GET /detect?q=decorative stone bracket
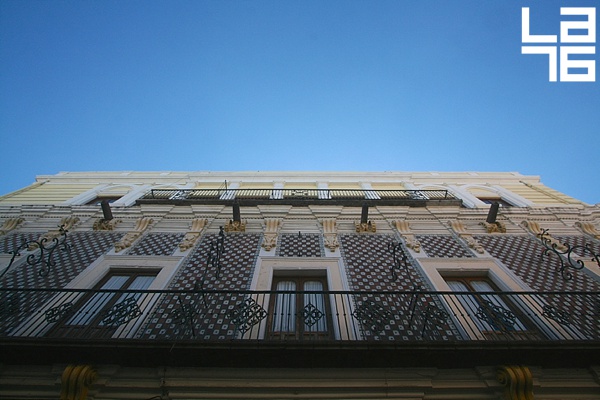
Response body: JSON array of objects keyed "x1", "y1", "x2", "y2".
[
  {"x1": 114, "y1": 217, "x2": 153, "y2": 252},
  {"x1": 261, "y1": 218, "x2": 281, "y2": 251},
  {"x1": 30, "y1": 217, "x2": 80, "y2": 250},
  {"x1": 93, "y1": 218, "x2": 121, "y2": 231},
  {"x1": 450, "y1": 221, "x2": 484, "y2": 254},
  {"x1": 575, "y1": 222, "x2": 600, "y2": 240},
  {"x1": 178, "y1": 218, "x2": 208, "y2": 251},
  {"x1": 355, "y1": 221, "x2": 376, "y2": 233},
  {"x1": 496, "y1": 365, "x2": 534, "y2": 400},
  {"x1": 224, "y1": 220, "x2": 246, "y2": 232},
  {"x1": 481, "y1": 220, "x2": 507, "y2": 234},
  {"x1": 322, "y1": 219, "x2": 339, "y2": 251},
  {"x1": 521, "y1": 220, "x2": 567, "y2": 252},
  {"x1": 60, "y1": 364, "x2": 97, "y2": 400},
  {"x1": 0, "y1": 217, "x2": 24, "y2": 236},
  {"x1": 393, "y1": 220, "x2": 421, "y2": 253}
]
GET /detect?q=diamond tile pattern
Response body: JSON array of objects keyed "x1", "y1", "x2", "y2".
[
  {"x1": 416, "y1": 235, "x2": 474, "y2": 258},
  {"x1": 476, "y1": 235, "x2": 600, "y2": 339},
  {"x1": 340, "y1": 234, "x2": 461, "y2": 341},
  {"x1": 0, "y1": 231, "x2": 123, "y2": 334},
  {"x1": 0, "y1": 232, "x2": 44, "y2": 254},
  {"x1": 140, "y1": 233, "x2": 261, "y2": 340},
  {"x1": 277, "y1": 233, "x2": 323, "y2": 257},
  {"x1": 129, "y1": 233, "x2": 185, "y2": 256}
]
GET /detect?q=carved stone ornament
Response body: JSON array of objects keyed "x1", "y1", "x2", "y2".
[
  {"x1": 496, "y1": 365, "x2": 534, "y2": 400},
  {"x1": 224, "y1": 219, "x2": 246, "y2": 232},
  {"x1": 450, "y1": 221, "x2": 484, "y2": 254},
  {"x1": 521, "y1": 220, "x2": 567, "y2": 251},
  {"x1": 322, "y1": 218, "x2": 339, "y2": 251},
  {"x1": 0, "y1": 217, "x2": 24, "y2": 236},
  {"x1": 114, "y1": 217, "x2": 153, "y2": 252},
  {"x1": 575, "y1": 222, "x2": 600, "y2": 240},
  {"x1": 261, "y1": 218, "x2": 281, "y2": 251},
  {"x1": 393, "y1": 220, "x2": 421, "y2": 253},
  {"x1": 60, "y1": 364, "x2": 97, "y2": 400},
  {"x1": 30, "y1": 217, "x2": 80, "y2": 250},
  {"x1": 481, "y1": 220, "x2": 507, "y2": 234},
  {"x1": 355, "y1": 221, "x2": 376, "y2": 233},
  {"x1": 92, "y1": 218, "x2": 121, "y2": 231},
  {"x1": 178, "y1": 218, "x2": 208, "y2": 251}
]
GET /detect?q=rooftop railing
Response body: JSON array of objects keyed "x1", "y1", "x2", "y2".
[
  {"x1": 136, "y1": 188, "x2": 461, "y2": 206},
  {"x1": 1, "y1": 288, "x2": 597, "y2": 343}
]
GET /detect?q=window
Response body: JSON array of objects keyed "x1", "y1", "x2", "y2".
[
  {"x1": 446, "y1": 277, "x2": 542, "y2": 340},
  {"x1": 48, "y1": 270, "x2": 157, "y2": 339},
  {"x1": 268, "y1": 276, "x2": 332, "y2": 340}
]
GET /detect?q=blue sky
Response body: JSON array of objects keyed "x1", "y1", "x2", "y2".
[{"x1": 1, "y1": 0, "x2": 598, "y2": 204}]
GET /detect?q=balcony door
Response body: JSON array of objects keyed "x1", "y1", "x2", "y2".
[
  {"x1": 446, "y1": 277, "x2": 542, "y2": 340},
  {"x1": 49, "y1": 270, "x2": 157, "y2": 339},
  {"x1": 268, "y1": 276, "x2": 332, "y2": 340}
]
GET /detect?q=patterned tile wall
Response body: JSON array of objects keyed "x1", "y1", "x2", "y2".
[
  {"x1": 0, "y1": 231, "x2": 123, "y2": 334},
  {"x1": 140, "y1": 233, "x2": 261, "y2": 340},
  {"x1": 276, "y1": 233, "x2": 323, "y2": 257},
  {"x1": 477, "y1": 235, "x2": 600, "y2": 339},
  {"x1": 0, "y1": 232, "x2": 44, "y2": 254},
  {"x1": 416, "y1": 235, "x2": 474, "y2": 258},
  {"x1": 340, "y1": 234, "x2": 461, "y2": 341},
  {"x1": 128, "y1": 233, "x2": 185, "y2": 256}
]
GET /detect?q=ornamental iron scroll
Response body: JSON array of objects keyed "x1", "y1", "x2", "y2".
[
  {"x1": 227, "y1": 297, "x2": 267, "y2": 334},
  {"x1": 207, "y1": 227, "x2": 226, "y2": 279},
  {"x1": 100, "y1": 297, "x2": 142, "y2": 326},
  {"x1": 0, "y1": 225, "x2": 70, "y2": 281},
  {"x1": 388, "y1": 241, "x2": 410, "y2": 282},
  {"x1": 538, "y1": 229, "x2": 600, "y2": 281}
]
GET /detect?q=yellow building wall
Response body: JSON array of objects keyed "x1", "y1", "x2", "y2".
[
  {"x1": 0, "y1": 183, "x2": 98, "y2": 205},
  {"x1": 503, "y1": 183, "x2": 583, "y2": 205}
]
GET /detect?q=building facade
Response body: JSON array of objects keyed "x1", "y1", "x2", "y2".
[{"x1": 0, "y1": 171, "x2": 599, "y2": 399}]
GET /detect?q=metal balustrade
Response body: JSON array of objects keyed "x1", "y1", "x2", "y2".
[
  {"x1": 136, "y1": 189, "x2": 461, "y2": 206},
  {"x1": 1, "y1": 288, "x2": 597, "y2": 342}
]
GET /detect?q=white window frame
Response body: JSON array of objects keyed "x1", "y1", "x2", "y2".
[
  {"x1": 10, "y1": 254, "x2": 184, "y2": 338},
  {"x1": 415, "y1": 258, "x2": 573, "y2": 340}
]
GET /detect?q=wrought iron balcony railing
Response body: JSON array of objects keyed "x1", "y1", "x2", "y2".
[
  {"x1": 1, "y1": 288, "x2": 597, "y2": 343},
  {"x1": 136, "y1": 188, "x2": 462, "y2": 206}
]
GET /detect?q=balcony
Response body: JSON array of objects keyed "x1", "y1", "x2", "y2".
[
  {"x1": 136, "y1": 188, "x2": 462, "y2": 207},
  {"x1": 1, "y1": 288, "x2": 598, "y2": 367}
]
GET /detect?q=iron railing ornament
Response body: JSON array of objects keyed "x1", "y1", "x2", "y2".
[
  {"x1": 301, "y1": 303, "x2": 325, "y2": 327},
  {"x1": 420, "y1": 304, "x2": 450, "y2": 339},
  {"x1": 542, "y1": 304, "x2": 571, "y2": 326},
  {"x1": 227, "y1": 297, "x2": 267, "y2": 335},
  {"x1": 0, "y1": 225, "x2": 70, "y2": 281},
  {"x1": 475, "y1": 299, "x2": 517, "y2": 332},
  {"x1": 538, "y1": 229, "x2": 600, "y2": 281},
  {"x1": 172, "y1": 296, "x2": 198, "y2": 337},
  {"x1": 100, "y1": 296, "x2": 143, "y2": 326},
  {"x1": 44, "y1": 302, "x2": 74, "y2": 323},
  {"x1": 351, "y1": 299, "x2": 392, "y2": 334}
]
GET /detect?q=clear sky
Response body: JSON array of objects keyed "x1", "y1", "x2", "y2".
[{"x1": 1, "y1": 0, "x2": 598, "y2": 204}]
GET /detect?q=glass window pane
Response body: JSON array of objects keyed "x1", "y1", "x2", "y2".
[
  {"x1": 273, "y1": 281, "x2": 296, "y2": 332},
  {"x1": 67, "y1": 276, "x2": 128, "y2": 325},
  {"x1": 304, "y1": 281, "x2": 326, "y2": 332}
]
